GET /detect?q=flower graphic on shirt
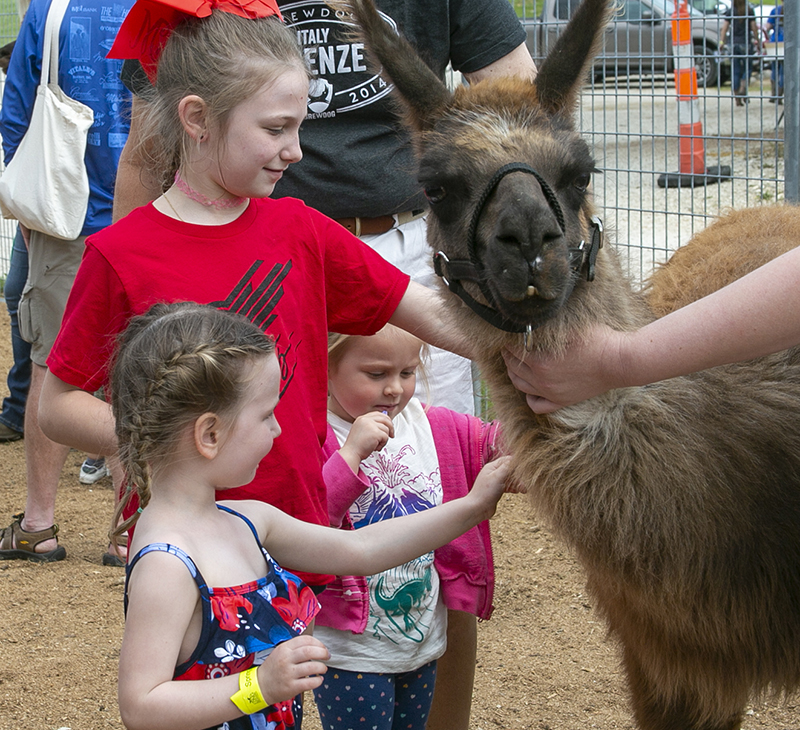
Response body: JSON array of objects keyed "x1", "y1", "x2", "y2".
[
  {"x1": 272, "y1": 581, "x2": 319, "y2": 633},
  {"x1": 353, "y1": 445, "x2": 438, "y2": 526},
  {"x1": 265, "y1": 697, "x2": 297, "y2": 728},
  {"x1": 256, "y1": 580, "x2": 278, "y2": 605},
  {"x1": 211, "y1": 591, "x2": 254, "y2": 632},
  {"x1": 175, "y1": 655, "x2": 250, "y2": 682},
  {"x1": 214, "y1": 639, "x2": 246, "y2": 663}
]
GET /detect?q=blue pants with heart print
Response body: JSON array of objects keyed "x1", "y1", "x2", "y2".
[{"x1": 313, "y1": 660, "x2": 437, "y2": 730}]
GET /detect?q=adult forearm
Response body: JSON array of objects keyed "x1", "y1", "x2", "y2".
[
  {"x1": 113, "y1": 157, "x2": 161, "y2": 222},
  {"x1": 621, "y1": 245, "x2": 800, "y2": 385},
  {"x1": 506, "y1": 245, "x2": 800, "y2": 413}
]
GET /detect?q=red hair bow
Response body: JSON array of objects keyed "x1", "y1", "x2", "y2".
[{"x1": 108, "y1": 0, "x2": 282, "y2": 83}]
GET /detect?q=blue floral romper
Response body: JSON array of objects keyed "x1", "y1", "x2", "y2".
[{"x1": 124, "y1": 505, "x2": 321, "y2": 730}]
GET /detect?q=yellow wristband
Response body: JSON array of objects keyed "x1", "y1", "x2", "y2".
[{"x1": 230, "y1": 667, "x2": 268, "y2": 715}]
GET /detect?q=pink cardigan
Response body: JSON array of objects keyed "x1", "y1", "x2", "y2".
[{"x1": 317, "y1": 405, "x2": 500, "y2": 633}]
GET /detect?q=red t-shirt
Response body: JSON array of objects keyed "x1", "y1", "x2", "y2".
[{"x1": 48, "y1": 197, "x2": 409, "y2": 583}]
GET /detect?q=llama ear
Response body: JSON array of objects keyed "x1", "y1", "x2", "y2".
[
  {"x1": 332, "y1": 0, "x2": 453, "y2": 131},
  {"x1": 534, "y1": 0, "x2": 611, "y2": 115}
]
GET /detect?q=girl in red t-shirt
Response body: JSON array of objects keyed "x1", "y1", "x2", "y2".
[{"x1": 33, "y1": 4, "x2": 468, "y2": 573}]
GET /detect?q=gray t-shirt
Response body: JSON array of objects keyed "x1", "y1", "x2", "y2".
[{"x1": 122, "y1": 0, "x2": 526, "y2": 218}]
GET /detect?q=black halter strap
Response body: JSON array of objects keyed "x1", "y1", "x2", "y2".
[{"x1": 433, "y1": 162, "x2": 602, "y2": 337}]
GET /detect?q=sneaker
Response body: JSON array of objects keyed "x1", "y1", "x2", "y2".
[
  {"x1": 0, "y1": 422, "x2": 23, "y2": 442},
  {"x1": 79, "y1": 457, "x2": 110, "y2": 485}
]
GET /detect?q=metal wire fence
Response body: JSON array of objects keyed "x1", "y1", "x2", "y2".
[
  {"x1": 517, "y1": 0, "x2": 791, "y2": 282},
  {"x1": 0, "y1": 0, "x2": 794, "y2": 285}
]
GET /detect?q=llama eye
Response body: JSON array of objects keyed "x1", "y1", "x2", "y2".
[
  {"x1": 424, "y1": 185, "x2": 447, "y2": 204},
  {"x1": 573, "y1": 173, "x2": 591, "y2": 192}
]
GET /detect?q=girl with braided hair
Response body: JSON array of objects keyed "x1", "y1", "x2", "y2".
[
  {"x1": 36, "y1": 3, "x2": 468, "y2": 575},
  {"x1": 110, "y1": 302, "x2": 509, "y2": 730}
]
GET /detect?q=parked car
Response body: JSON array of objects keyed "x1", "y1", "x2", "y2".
[
  {"x1": 524, "y1": 0, "x2": 728, "y2": 86},
  {"x1": 690, "y1": 0, "x2": 729, "y2": 14}
]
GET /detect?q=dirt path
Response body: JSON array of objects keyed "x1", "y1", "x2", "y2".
[{"x1": 0, "y1": 313, "x2": 798, "y2": 729}]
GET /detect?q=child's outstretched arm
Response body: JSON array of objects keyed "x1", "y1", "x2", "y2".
[
  {"x1": 242, "y1": 456, "x2": 511, "y2": 578},
  {"x1": 119, "y1": 550, "x2": 329, "y2": 730}
]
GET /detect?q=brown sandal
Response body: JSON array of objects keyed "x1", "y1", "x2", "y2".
[
  {"x1": 0, "y1": 512, "x2": 66, "y2": 563},
  {"x1": 102, "y1": 533, "x2": 128, "y2": 567}
]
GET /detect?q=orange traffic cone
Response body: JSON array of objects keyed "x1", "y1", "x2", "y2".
[{"x1": 658, "y1": 0, "x2": 731, "y2": 187}]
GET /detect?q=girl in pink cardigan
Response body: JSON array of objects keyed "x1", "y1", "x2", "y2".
[{"x1": 313, "y1": 324, "x2": 503, "y2": 730}]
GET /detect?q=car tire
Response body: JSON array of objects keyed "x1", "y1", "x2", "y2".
[{"x1": 694, "y1": 42, "x2": 719, "y2": 87}]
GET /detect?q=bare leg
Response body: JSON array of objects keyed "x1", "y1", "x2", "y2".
[
  {"x1": 21, "y1": 363, "x2": 71, "y2": 553},
  {"x1": 426, "y1": 610, "x2": 477, "y2": 730}
]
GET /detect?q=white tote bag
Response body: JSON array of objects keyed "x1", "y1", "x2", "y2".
[{"x1": 0, "y1": 0, "x2": 94, "y2": 240}]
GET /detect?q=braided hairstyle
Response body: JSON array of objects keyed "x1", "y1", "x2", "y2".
[{"x1": 109, "y1": 302, "x2": 275, "y2": 546}]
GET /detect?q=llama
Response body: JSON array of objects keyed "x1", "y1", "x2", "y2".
[{"x1": 336, "y1": 1, "x2": 800, "y2": 728}]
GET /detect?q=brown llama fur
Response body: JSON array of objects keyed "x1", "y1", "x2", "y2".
[
  {"x1": 338, "y1": 1, "x2": 800, "y2": 728},
  {"x1": 646, "y1": 205, "x2": 800, "y2": 315}
]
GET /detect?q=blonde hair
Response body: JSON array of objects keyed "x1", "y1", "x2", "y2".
[
  {"x1": 328, "y1": 325, "x2": 431, "y2": 404},
  {"x1": 134, "y1": 11, "x2": 311, "y2": 192},
  {"x1": 109, "y1": 302, "x2": 275, "y2": 546}
]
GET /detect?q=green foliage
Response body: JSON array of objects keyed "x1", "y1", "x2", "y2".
[
  {"x1": 0, "y1": 0, "x2": 20, "y2": 45},
  {"x1": 511, "y1": 0, "x2": 544, "y2": 19}
]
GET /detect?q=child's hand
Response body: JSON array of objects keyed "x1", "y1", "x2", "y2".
[
  {"x1": 468, "y1": 455, "x2": 512, "y2": 520},
  {"x1": 255, "y1": 635, "x2": 330, "y2": 706},
  {"x1": 340, "y1": 411, "x2": 394, "y2": 465}
]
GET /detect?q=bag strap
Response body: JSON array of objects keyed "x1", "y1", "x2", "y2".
[{"x1": 41, "y1": 0, "x2": 71, "y2": 87}]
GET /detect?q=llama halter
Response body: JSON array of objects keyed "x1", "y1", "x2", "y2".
[{"x1": 433, "y1": 162, "x2": 603, "y2": 346}]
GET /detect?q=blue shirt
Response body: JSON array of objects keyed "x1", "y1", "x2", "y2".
[
  {"x1": 0, "y1": 0, "x2": 133, "y2": 235},
  {"x1": 768, "y1": 5, "x2": 784, "y2": 42}
]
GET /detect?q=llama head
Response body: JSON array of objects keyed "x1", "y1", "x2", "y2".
[{"x1": 339, "y1": 0, "x2": 612, "y2": 333}]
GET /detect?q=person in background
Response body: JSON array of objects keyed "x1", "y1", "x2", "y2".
[
  {"x1": 0, "y1": 33, "x2": 27, "y2": 444},
  {"x1": 0, "y1": 0, "x2": 132, "y2": 562},
  {"x1": 721, "y1": 0, "x2": 761, "y2": 106},
  {"x1": 766, "y1": 1, "x2": 784, "y2": 102},
  {"x1": 0, "y1": 226, "x2": 30, "y2": 443},
  {"x1": 110, "y1": 5, "x2": 536, "y2": 725},
  {"x1": 79, "y1": 454, "x2": 110, "y2": 484}
]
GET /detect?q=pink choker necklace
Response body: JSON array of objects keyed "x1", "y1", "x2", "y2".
[{"x1": 173, "y1": 171, "x2": 248, "y2": 209}]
